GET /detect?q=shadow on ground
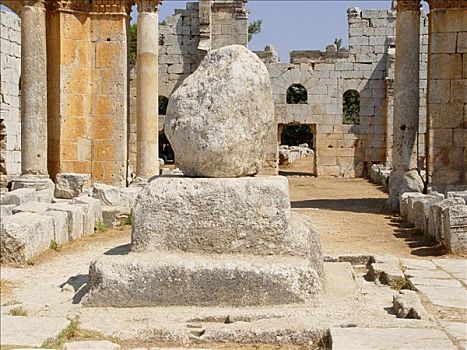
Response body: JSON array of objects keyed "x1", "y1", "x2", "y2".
[
  {"x1": 60, "y1": 274, "x2": 89, "y2": 304},
  {"x1": 105, "y1": 243, "x2": 131, "y2": 255},
  {"x1": 389, "y1": 217, "x2": 445, "y2": 257},
  {"x1": 279, "y1": 170, "x2": 315, "y2": 177},
  {"x1": 291, "y1": 198, "x2": 388, "y2": 214}
]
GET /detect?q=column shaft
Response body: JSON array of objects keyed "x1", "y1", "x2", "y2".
[
  {"x1": 392, "y1": 5, "x2": 420, "y2": 171},
  {"x1": 136, "y1": 11, "x2": 159, "y2": 178},
  {"x1": 21, "y1": 2, "x2": 48, "y2": 175}
]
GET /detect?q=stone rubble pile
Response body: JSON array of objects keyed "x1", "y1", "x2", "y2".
[
  {"x1": 400, "y1": 191, "x2": 467, "y2": 254},
  {"x1": 84, "y1": 45, "x2": 324, "y2": 307},
  {"x1": 279, "y1": 144, "x2": 314, "y2": 166},
  {"x1": 0, "y1": 173, "x2": 141, "y2": 265}
]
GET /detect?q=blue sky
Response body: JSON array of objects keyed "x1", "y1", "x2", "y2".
[{"x1": 148, "y1": 0, "x2": 395, "y2": 62}]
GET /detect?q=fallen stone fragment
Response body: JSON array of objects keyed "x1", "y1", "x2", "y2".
[
  {"x1": 0, "y1": 204, "x2": 15, "y2": 217},
  {"x1": 47, "y1": 203, "x2": 84, "y2": 241},
  {"x1": 74, "y1": 196, "x2": 103, "y2": 225},
  {"x1": 443, "y1": 204, "x2": 467, "y2": 254},
  {"x1": 92, "y1": 183, "x2": 121, "y2": 206},
  {"x1": 428, "y1": 198, "x2": 465, "y2": 242},
  {"x1": 392, "y1": 290, "x2": 428, "y2": 319},
  {"x1": 55, "y1": 173, "x2": 91, "y2": 199},
  {"x1": 0, "y1": 188, "x2": 37, "y2": 206},
  {"x1": 165, "y1": 45, "x2": 274, "y2": 177},
  {"x1": 37, "y1": 188, "x2": 54, "y2": 203},
  {"x1": 12, "y1": 200, "x2": 50, "y2": 214},
  {"x1": 399, "y1": 192, "x2": 425, "y2": 220},
  {"x1": 0, "y1": 212, "x2": 55, "y2": 265}
]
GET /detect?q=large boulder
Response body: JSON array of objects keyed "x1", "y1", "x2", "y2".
[{"x1": 164, "y1": 45, "x2": 275, "y2": 178}]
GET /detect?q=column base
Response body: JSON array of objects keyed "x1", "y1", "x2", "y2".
[
  {"x1": 387, "y1": 170, "x2": 424, "y2": 212},
  {"x1": 11, "y1": 174, "x2": 54, "y2": 191}
]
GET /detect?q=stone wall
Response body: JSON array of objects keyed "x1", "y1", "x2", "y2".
[
  {"x1": 261, "y1": 8, "x2": 429, "y2": 177},
  {"x1": 0, "y1": 9, "x2": 21, "y2": 182},
  {"x1": 427, "y1": 7, "x2": 466, "y2": 188},
  {"x1": 47, "y1": 9, "x2": 129, "y2": 187}
]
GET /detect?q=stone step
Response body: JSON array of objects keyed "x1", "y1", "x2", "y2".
[{"x1": 84, "y1": 252, "x2": 322, "y2": 307}]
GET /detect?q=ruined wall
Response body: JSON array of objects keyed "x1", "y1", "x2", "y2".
[
  {"x1": 263, "y1": 8, "x2": 428, "y2": 177},
  {"x1": 427, "y1": 7, "x2": 466, "y2": 187},
  {"x1": 47, "y1": 9, "x2": 128, "y2": 186},
  {"x1": 0, "y1": 9, "x2": 21, "y2": 181}
]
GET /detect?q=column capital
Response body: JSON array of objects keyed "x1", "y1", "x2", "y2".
[
  {"x1": 396, "y1": 0, "x2": 421, "y2": 11},
  {"x1": 136, "y1": 0, "x2": 162, "y2": 13},
  {"x1": 46, "y1": 0, "x2": 133, "y2": 14}
]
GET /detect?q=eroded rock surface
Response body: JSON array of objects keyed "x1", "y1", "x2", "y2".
[{"x1": 164, "y1": 45, "x2": 274, "y2": 177}]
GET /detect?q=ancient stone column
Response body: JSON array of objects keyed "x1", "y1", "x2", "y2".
[
  {"x1": 135, "y1": 0, "x2": 160, "y2": 180},
  {"x1": 387, "y1": 0, "x2": 424, "y2": 211},
  {"x1": 13, "y1": 0, "x2": 53, "y2": 190}
]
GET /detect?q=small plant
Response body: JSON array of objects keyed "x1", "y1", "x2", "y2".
[
  {"x1": 50, "y1": 239, "x2": 59, "y2": 251},
  {"x1": 120, "y1": 213, "x2": 133, "y2": 226},
  {"x1": 95, "y1": 221, "x2": 108, "y2": 233},
  {"x1": 9, "y1": 306, "x2": 27, "y2": 316},
  {"x1": 41, "y1": 319, "x2": 109, "y2": 348},
  {"x1": 391, "y1": 276, "x2": 409, "y2": 291}
]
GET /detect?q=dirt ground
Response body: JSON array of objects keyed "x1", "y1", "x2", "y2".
[{"x1": 288, "y1": 175, "x2": 447, "y2": 258}]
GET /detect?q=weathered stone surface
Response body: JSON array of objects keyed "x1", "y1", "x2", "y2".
[
  {"x1": 12, "y1": 201, "x2": 50, "y2": 214},
  {"x1": 84, "y1": 252, "x2": 321, "y2": 307},
  {"x1": 0, "y1": 212, "x2": 54, "y2": 265},
  {"x1": 0, "y1": 204, "x2": 15, "y2": 217},
  {"x1": 0, "y1": 188, "x2": 37, "y2": 206},
  {"x1": 447, "y1": 191, "x2": 467, "y2": 203},
  {"x1": 92, "y1": 183, "x2": 121, "y2": 206},
  {"x1": 37, "y1": 188, "x2": 54, "y2": 203},
  {"x1": 11, "y1": 175, "x2": 54, "y2": 191},
  {"x1": 0, "y1": 316, "x2": 69, "y2": 347},
  {"x1": 412, "y1": 194, "x2": 444, "y2": 234},
  {"x1": 443, "y1": 204, "x2": 467, "y2": 254},
  {"x1": 54, "y1": 173, "x2": 91, "y2": 199},
  {"x1": 47, "y1": 203, "x2": 84, "y2": 241},
  {"x1": 63, "y1": 340, "x2": 120, "y2": 350},
  {"x1": 78, "y1": 203, "x2": 95, "y2": 236},
  {"x1": 392, "y1": 290, "x2": 428, "y2": 319},
  {"x1": 399, "y1": 192, "x2": 425, "y2": 220},
  {"x1": 164, "y1": 45, "x2": 274, "y2": 177},
  {"x1": 428, "y1": 198, "x2": 465, "y2": 242},
  {"x1": 330, "y1": 328, "x2": 456, "y2": 350},
  {"x1": 119, "y1": 187, "x2": 142, "y2": 208},
  {"x1": 388, "y1": 170, "x2": 424, "y2": 212},
  {"x1": 132, "y1": 176, "x2": 293, "y2": 255},
  {"x1": 42, "y1": 210, "x2": 69, "y2": 245},
  {"x1": 73, "y1": 196, "x2": 103, "y2": 225}
]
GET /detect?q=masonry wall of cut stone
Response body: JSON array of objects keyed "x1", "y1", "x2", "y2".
[
  {"x1": 427, "y1": 8, "x2": 466, "y2": 188},
  {"x1": 47, "y1": 9, "x2": 129, "y2": 186},
  {"x1": 0, "y1": 10, "x2": 21, "y2": 181},
  {"x1": 264, "y1": 8, "x2": 428, "y2": 177}
]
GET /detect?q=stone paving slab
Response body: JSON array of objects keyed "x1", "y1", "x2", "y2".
[
  {"x1": 415, "y1": 285, "x2": 467, "y2": 309},
  {"x1": 433, "y1": 259, "x2": 467, "y2": 281},
  {"x1": 0, "y1": 315, "x2": 69, "y2": 347},
  {"x1": 442, "y1": 321, "x2": 467, "y2": 350},
  {"x1": 330, "y1": 327, "x2": 457, "y2": 349}
]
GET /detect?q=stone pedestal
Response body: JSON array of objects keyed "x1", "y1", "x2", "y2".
[
  {"x1": 84, "y1": 176, "x2": 323, "y2": 307},
  {"x1": 11, "y1": 174, "x2": 54, "y2": 191},
  {"x1": 387, "y1": 0, "x2": 424, "y2": 211}
]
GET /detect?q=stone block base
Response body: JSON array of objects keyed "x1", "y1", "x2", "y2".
[
  {"x1": 11, "y1": 174, "x2": 54, "y2": 191},
  {"x1": 0, "y1": 212, "x2": 54, "y2": 265},
  {"x1": 132, "y1": 176, "x2": 294, "y2": 255},
  {"x1": 84, "y1": 252, "x2": 322, "y2": 307}
]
